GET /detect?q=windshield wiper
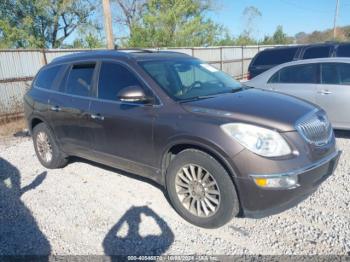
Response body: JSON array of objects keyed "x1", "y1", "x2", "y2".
[{"x1": 179, "y1": 95, "x2": 216, "y2": 103}]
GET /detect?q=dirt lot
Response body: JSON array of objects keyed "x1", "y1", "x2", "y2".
[{"x1": 0, "y1": 132, "x2": 349, "y2": 256}]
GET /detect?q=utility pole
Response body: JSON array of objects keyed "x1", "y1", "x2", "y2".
[
  {"x1": 102, "y1": 0, "x2": 114, "y2": 49},
  {"x1": 333, "y1": 0, "x2": 339, "y2": 40}
]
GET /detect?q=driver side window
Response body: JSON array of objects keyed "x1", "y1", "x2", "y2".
[{"x1": 98, "y1": 62, "x2": 144, "y2": 101}]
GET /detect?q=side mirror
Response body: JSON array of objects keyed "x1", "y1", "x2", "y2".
[{"x1": 117, "y1": 85, "x2": 153, "y2": 104}]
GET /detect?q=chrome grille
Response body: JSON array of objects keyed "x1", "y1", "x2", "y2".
[{"x1": 296, "y1": 110, "x2": 333, "y2": 146}]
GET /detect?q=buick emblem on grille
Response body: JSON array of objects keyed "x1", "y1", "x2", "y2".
[
  {"x1": 296, "y1": 110, "x2": 332, "y2": 147},
  {"x1": 317, "y1": 115, "x2": 328, "y2": 132}
]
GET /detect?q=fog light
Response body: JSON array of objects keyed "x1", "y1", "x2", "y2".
[{"x1": 252, "y1": 174, "x2": 299, "y2": 189}]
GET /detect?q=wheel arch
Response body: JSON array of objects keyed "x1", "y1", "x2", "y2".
[
  {"x1": 161, "y1": 138, "x2": 240, "y2": 183},
  {"x1": 30, "y1": 117, "x2": 44, "y2": 132}
]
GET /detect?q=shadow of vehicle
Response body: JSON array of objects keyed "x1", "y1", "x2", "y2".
[
  {"x1": 103, "y1": 206, "x2": 174, "y2": 258},
  {"x1": 0, "y1": 158, "x2": 51, "y2": 256},
  {"x1": 334, "y1": 130, "x2": 350, "y2": 139}
]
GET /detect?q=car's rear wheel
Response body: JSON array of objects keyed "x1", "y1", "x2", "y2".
[
  {"x1": 32, "y1": 122, "x2": 68, "y2": 169},
  {"x1": 165, "y1": 149, "x2": 240, "y2": 228}
]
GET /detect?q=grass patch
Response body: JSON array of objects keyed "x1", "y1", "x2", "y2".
[{"x1": 0, "y1": 118, "x2": 27, "y2": 137}]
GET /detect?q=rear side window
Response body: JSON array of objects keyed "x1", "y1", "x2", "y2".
[
  {"x1": 269, "y1": 64, "x2": 318, "y2": 84},
  {"x1": 252, "y1": 48, "x2": 298, "y2": 66},
  {"x1": 321, "y1": 63, "x2": 350, "y2": 85},
  {"x1": 35, "y1": 65, "x2": 63, "y2": 89},
  {"x1": 98, "y1": 62, "x2": 143, "y2": 101},
  {"x1": 337, "y1": 44, "x2": 350, "y2": 57},
  {"x1": 302, "y1": 46, "x2": 331, "y2": 59},
  {"x1": 66, "y1": 63, "x2": 95, "y2": 97}
]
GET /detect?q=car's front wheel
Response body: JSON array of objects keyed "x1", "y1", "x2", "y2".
[
  {"x1": 166, "y1": 149, "x2": 240, "y2": 228},
  {"x1": 32, "y1": 122, "x2": 68, "y2": 169}
]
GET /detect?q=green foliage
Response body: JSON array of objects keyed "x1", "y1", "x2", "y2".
[
  {"x1": 262, "y1": 25, "x2": 293, "y2": 45},
  {"x1": 72, "y1": 33, "x2": 104, "y2": 49},
  {"x1": 0, "y1": 0, "x2": 96, "y2": 48},
  {"x1": 127, "y1": 0, "x2": 223, "y2": 47}
]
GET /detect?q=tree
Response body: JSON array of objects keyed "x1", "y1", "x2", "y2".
[
  {"x1": 113, "y1": 0, "x2": 147, "y2": 33},
  {"x1": 241, "y1": 6, "x2": 261, "y2": 40},
  {"x1": 262, "y1": 25, "x2": 293, "y2": 45},
  {"x1": 272, "y1": 25, "x2": 291, "y2": 44},
  {"x1": 125, "y1": 0, "x2": 223, "y2": 47},
  {"x1": 0, "y1": 0, "x2": 96, "y2": 48}
]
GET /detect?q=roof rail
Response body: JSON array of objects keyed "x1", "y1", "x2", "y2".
[{"x1": 115, "y1": 48, "x2": 155, "y2": 53}]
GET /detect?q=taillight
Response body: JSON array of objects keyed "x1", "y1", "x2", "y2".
[{"x1": 247, "y1": 72, "x2": 251, "y2": 80}]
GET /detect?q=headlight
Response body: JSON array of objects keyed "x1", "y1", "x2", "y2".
[{"x1": 221, "y1": 123, "x2": 291, "y2": 157}]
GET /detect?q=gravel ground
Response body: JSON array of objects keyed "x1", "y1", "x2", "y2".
[{"x1": 0, "y1": 134, "x2": 349, "y2": 256}]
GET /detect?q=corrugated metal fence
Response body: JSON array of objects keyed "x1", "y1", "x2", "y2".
[{"x1": 0, "y1": 45, "x2": 281, "y2": 120}]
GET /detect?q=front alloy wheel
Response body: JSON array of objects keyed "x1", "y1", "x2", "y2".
[
  {"x1": 166, "y1": 149, "x2": 240, "y2": 228},
  {"x1": 175, "y1": 164, "x2": 220, "y2": 217}
]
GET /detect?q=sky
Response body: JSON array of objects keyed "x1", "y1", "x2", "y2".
[
  {"x1": 207, "y1": 0, "x2": 350, "y2": 39},
  {"x1": 67, "y1": 0, "x2": 350, "y2": 45}
]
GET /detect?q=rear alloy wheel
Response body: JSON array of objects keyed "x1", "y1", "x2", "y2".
[
  {"x1": 36, "y1": 131, "x2": 53, "y2": 163},
  {"x1": 166, "y1": 149, "x2": 240, "y2": 228},
  {"x1": 33, "y1": 123, "x2": 68, "y2": 169}
]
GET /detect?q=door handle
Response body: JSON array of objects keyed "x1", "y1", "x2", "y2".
[
  {"x1": 50, "y1": 106, "x2": 61, "y2": 112},
  {"x1": 90, "y1": 113, "x2": 104, "y2": 121},
  {"x1": 318, "y1": 90, "x2": 332, "y2": 95}
]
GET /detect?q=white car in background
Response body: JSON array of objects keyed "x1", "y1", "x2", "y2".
[{"x1": 246, "y1": 58, "x2": 350, "y2": 130}]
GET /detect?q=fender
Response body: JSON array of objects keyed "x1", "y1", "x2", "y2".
[{"x1": 160, "y1": 134, "x2": 243, "y2": 181}]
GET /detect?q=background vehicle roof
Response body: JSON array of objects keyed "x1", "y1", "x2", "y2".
[
  {"x1": 259, "y1": 42, "x2": 350, "y2": 52},
  {"x1": 273, "y1": 57, "x2": 350, "y2": 67},
  {"x1": 246, "y1": 57, "x2": 350, "y2": 84},
  {"x1": 50, "y1": 50, "x2": 192, "y2": 65}
]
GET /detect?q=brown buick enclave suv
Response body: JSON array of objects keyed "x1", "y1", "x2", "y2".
[{"x1": 24, "y1": 50, "x2": 341, "y2": 228}]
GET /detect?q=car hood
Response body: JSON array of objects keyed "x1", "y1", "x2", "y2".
[{"x1": 181, "y1": 89, "x2": 317, "y2": 132}]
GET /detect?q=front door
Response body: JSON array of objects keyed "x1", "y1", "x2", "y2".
[
  {"x1": 266, "y1": 63, "x2": 319, "y2": 104},
  {"x1": 89, "y1": 61, "x2": 158, "y2": 177},
  {"x1": 316, "y1": 62, "x2": 350, "y2": 128}
]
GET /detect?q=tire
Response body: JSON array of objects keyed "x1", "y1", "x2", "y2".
[
  {"x1": 165, "y1": 149, "x2": 240, "y2": 228},
  {"x1": 32, "y1": 122, "x2": 68, "y2": 169}
]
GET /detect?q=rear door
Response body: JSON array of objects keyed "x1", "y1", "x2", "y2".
[
  {"x1": 266, "y1": 63, "x2": 319, "y2": 103},
  {"x1": 316, "y1": 62, "x2": 350, "y2": 128},
  {"x1": 48, "y1": 62, "x2": 97, "y2": 156},
  {"x1": 89, "y1": 61, "x2": 157, "y2": 176},
  {"x1": 31, "y1": 64, "x2": 66, "y2": 123}
]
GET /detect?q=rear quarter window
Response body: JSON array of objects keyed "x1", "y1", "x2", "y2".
[
  {"x1": 34, "y1": 65, "x2": 64, "y2": 90},
  {"x1": 336, "y1": 44, "x2": 350, "y2": 57},
  {"x1": 302, "y1": 46, "x2": 331, "y2": 59},
  {"x1": 252, "y1": 47, "x2": 298, "y2": 67}
]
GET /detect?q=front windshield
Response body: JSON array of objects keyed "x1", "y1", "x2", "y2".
[{"x1": 140, "y1": 59, "x2": 242, "y2": 101}]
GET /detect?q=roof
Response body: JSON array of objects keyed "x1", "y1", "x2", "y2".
[
  {"x1": 276, "y1": 57, "x2": 350, "y2": 67},
  {"x1": 260, "y1": 42, "x2": 350, "y2": 52},
  {"x1": 50, "y1": 49, "x2": 192, "y2": 65}
]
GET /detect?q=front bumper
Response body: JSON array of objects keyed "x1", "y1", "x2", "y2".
[{"x1": 235, "y1": 150, "x2": 341, "y2": 218}]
